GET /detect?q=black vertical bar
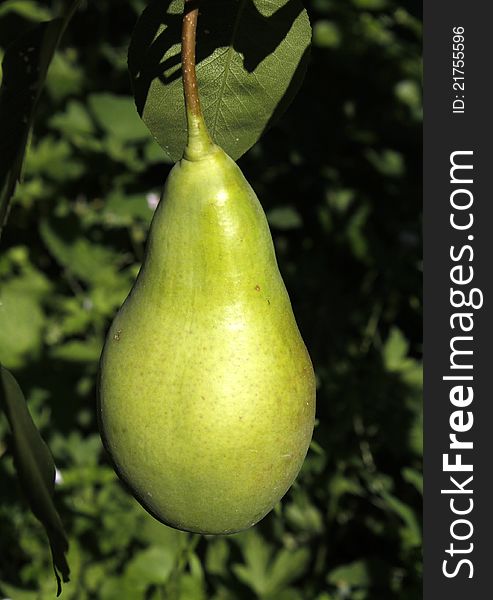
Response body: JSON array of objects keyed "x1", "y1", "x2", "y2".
[{"x1": 424, "y1": 0, "x2": 493, "y2": 597}]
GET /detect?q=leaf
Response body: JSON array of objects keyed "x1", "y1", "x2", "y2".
[
  {"x1": 0, "y1": 288, "x2": 43, "y2": 368},
  {"x1": 267, "y1": 548, "x2": 310, "y2": 592},
  {"x1": 49, "y1": 339, "x2": 102, "y2": 363},
  {"x1": 49, "y1": 100, "x2": 95, "y2": 139},
  {"x1": 24, "y1": 136, "x2": 84, "y2": 181},
  {"x1": 232, "y1": 530, "x2": 272, "y2": 595},
  {"x1": 353, "y1": 0, "x2": 388, "y2": 9},
  {"x1": 0, "y1": 268, "x2": 51, "y2": 368},
  {"x1": 0, "y1": 0, "x2": 53, "y2": 22},
  {"x1": 128, "y1": 0, "x2": 312, "y2": 162},
  {"x1": 232, "y1": 530, "x2": 309, "y2": 597},
  {"x1": 267, "y1": 206, "x2": 302, "y2": 230},
  {"x1": 46, "y1": 50, "x2": 85, "y2": 101},
  {"x1": 103, "y1": 190, "x2": 155, "y2": 227},
  {"x1": 395, "y1": 79, "x2": 422, "y2": 119},
  {"x1": 178, "y1": 574, "x2": 207, "y2": 600},
  {"x1": 366, "y1": 148, "x2": 404, "y2": 177},
  {"x1": 205, "y1": 538, "x2": 230, "y2": 575},
  {"x1": 39, "y1": 216, "x2": 127, "y2": 287},
  {"x1": 88, "y1": 93, "x2": 152, "y2": 143},
  {"x1": 379, "y1": 489, "x2": 422, "y2": 548},
  {"x1": 313, "y1": 20, "x2": 341, "y2": 48},
  {"x1": 327, "y1": 561, "x2": 370, "y2": 589},
  {"x1": 402, "y1": 467, "x2": 423, "y2": 495},
  {"x1": 0, "y1": 580, "x2": 39, "y2": 600},
  {"x1": 271, "y1": 590, "x2": 303, "y2": 600},
  {"x1": 382, "y1": 326, "x2": 409, "y2": 371},
  {"x1": 0, "y1": 0, "x2": 81, "y2": 238},
  {"x1": 136, "y1": 513, "x2": 190, "y2": 549},
  {"x1": 0, "y1": 366, "x2": 69, "y2": 595},
  {"x1": 124, "y1": 546, "x2": 175, "y2": 587},
  {"x1": 285, "y1": 497, "x2": 324, "y2": 534}
]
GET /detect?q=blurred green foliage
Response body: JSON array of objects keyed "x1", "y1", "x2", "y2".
[{"x1": 0, "y1": 0, "x2": 422, "y2": 598}]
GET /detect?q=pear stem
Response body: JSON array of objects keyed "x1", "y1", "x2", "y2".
[{"x1": 181, "y1": 0, "x2": 213, "y2": 159}]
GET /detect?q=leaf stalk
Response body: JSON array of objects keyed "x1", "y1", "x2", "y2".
[{"x1": 181, "y1": 0, "x2": 213, "y2": 159}]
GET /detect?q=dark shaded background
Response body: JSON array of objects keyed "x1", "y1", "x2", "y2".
[{"x1": 0, "y1": 0, "x2": 422, "y2": 598}]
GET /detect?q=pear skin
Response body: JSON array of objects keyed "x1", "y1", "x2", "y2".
[{"x1": 98, "y1": 144, "x2": 316, "y2": 534}]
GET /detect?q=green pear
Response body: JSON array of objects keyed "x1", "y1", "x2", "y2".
[{"x1": 98, "y1": 111, "x2": 316, "y2": 534}]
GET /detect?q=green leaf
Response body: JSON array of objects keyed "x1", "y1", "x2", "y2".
[
  {"x1": 49, "y1": 100, "x2": 95, "y2": 139},
  {"x1": 233, "y1": 530, "x2": 272, "y2": 595},
  {"x1": 267, "y1": 206, "x2": 302, "y2": 230},
  {"x1": 0, "y1": 366, "x2": 69, "y2": 595},
  {"x1": 103, "y1": 189, "x2": 155, "y2": 227},
  {"x1": 267, "y1": 548, "x2": 310, "y2": 592},
  {"x1": 0, "y1": 580, "x2": 39, "y2": 600},
  {"x1": 88, "y1": 93, "x2": 152, "y2": 143},
  {"x1": 128, "y1": 0, "x2": 312, "y2": 161},
  {"x1": 178, "y1": 573, "x2": 206, "y2": 600},
  {"x1": 0, "y1": 268, "x2": 51, "y2": 368},
  {"x1": 285, "y1": 497, "x2": 324, "y2": 534},
  {"x1": 402, "y1": 467, "x2": 423, "y2": 495},
  {"x1": 39, "y1": 216, "x2": 128, "y2": 287},
  {"x1": 313, "y1": 20, "x2": 341, "y2": 48},
  {"x1": 328, "y1": 561, "x2": 370, "y2": 589},
  {"x1": 379, "y1": 489, "x2": 422, "y2": 548},
  {"x1": 124, "y1": 546, "x2": 175, "y2": 587},
  {"x1": 46, "y1": 50, "x2": 85, "y2": 101},
  {"x1": 383, "y1": 326, "x2": 409, "y2": 371},
  {"x1": 137, "y1": 514, "x2": 190, "y2": 549},
  {"x1": 49, "y1": 339, "x2": 102, "y2": 364},
  {"x1": 0, "y1": 0, "x2": 52, "y2": 22},
  {"x1": 273, "y1": 590, "x2": 304, "y2": 600},
  {"x1": 232, "y1": 531, "x2": 309, "y2": 597},
  {"x1": 205, "y1": 538, "x2": 230, "y2": 575},
  {"x1": 24, "y1": 136, "x2": 84, "y2": 181},
  {"x1": 382, "y1": 328, "x2": 423, "y2": 408},
  {"x1": 395, "y1": 79, "x2": 422, "y2": 118},
  {"x1": 0, "y1": 0, "x2": 81, "y2": 238},
  {"x1": 366, "y1": 148, "x2": 405, "y2": 178},
  {"x1": 352, "y1": 0, "x2": 388, "y2": 9}
]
